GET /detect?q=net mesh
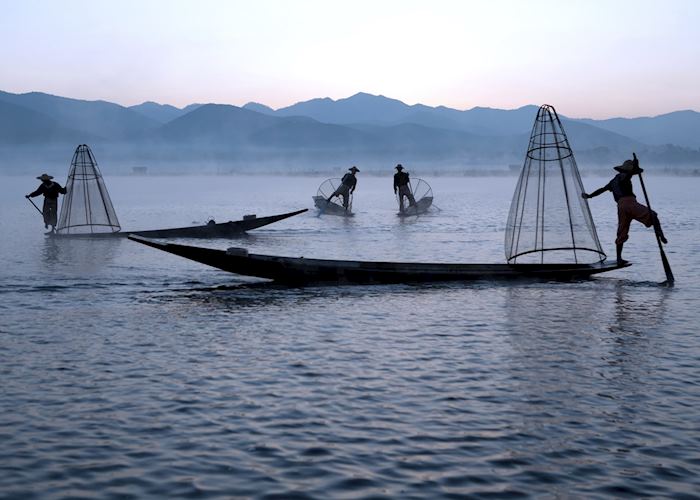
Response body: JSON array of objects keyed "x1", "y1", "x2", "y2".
[
  {"x1": 397, "y1": 178, "x2": 433, "y2": 214},
  {"x1": 505, "y1": 105, "x2": 605, "y2": 264},
  {"x1": 314, "y1": 178, "x2": 353, "y2": 213},
  {"x1": 57, "y1": 144, "x2": 121, "y2": 234}
]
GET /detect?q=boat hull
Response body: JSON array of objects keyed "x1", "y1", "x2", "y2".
[
  {"x1": 128, "y1": 237, "x2": 630, "y2": 285},
  {"x1": 313, "y1": 196, "x2": 353, "y2": 216},
  {"x1": 398, "y1": 196, "x2": 433, "y2": 217},
  {"x1": 49, "y1": 209, "x2": 307, "y2": 238}
]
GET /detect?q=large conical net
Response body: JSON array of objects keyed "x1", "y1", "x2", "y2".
[
  {"x1": 57, "y1": 144, "x2": 121, "y2": 234},
  {"x1": 505, "y1": 105, "x2": 605, "y2": 264}
]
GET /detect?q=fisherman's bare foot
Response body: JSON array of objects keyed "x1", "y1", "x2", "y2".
[
  {"x1": 658, "y1": 233, "x2": 668, "y2": 244},
  {"x1": 617, "y1": 258, "x2": 630, "y2": 266}
]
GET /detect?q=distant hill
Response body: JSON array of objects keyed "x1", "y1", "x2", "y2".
[
  {"x1": 275, "y1": 92, "x2": 426, "y2": 125},
  {"x1": 0, "y1": 100, "x2": 99, "y2": 144},
  {"x1": 243, "y1": 102, "x2": 275, "y2": 115},
  {"x1": 153, "y1": 103, "x2": 279, "y2": 143},
  {"x1": 0, "y1": 90, "x2": 158, "y2": 140},
  {"x1": 579, "y1": 110, "x2": 700, "y2": 148},
  {"x1": 1, "y1": 89, "x2": 699, "y2": 173}
]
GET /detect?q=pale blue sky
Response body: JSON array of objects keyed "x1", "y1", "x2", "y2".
[{"x1": 1, "y1": 0, "x2": 698, "y2": 118}]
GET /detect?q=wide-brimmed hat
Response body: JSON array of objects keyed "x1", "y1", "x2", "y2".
[
  {"x1": 349, "y1": 166, "x2": 360, "y2": 173},
  {"x1": 395, "y1": 164, "x2": 403, "y2": 170},
  {"x1": 614, "y1": 159, "x2": 638, "y2": 173},
  {"x1": 36, "y1": 173, "x2": 54, "y2": 181}
]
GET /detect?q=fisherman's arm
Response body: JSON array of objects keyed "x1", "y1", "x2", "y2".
[
  {"x1": 26, "y1": 186, "x2": 44, "y2": 198},
  {"x1": 58, "y1": 184, "x2": 67, "y2": 194},
  {"x1": 582, "y1": 184, "x2": 609, "y2": 199}
]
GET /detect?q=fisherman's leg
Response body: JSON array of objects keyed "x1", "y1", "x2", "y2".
[
  {"x1": 651, "y1": 211, "x2": 668, "y2": 244},
  {"x1": 42, "y1": 199, "x2": 50, "y2": 228},
  {"x1": 615, "y1": 206, "x2": 632, "y2": 264},
  {"x1": 46, "y1": 200, "x2": 58, "y2": 228},
  {"x1": 399, "y1": 194, "x2": 405, "y2": 212},
  {"x1": 632, "y1": 200, "x2": 668, "y2": 244},
  {"x1": 616, "y1": 243, "x2": 626, "y2": 265}
]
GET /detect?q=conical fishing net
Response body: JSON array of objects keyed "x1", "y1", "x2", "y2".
[
  {"x1": 505, "y1": 105, "x2": 605, "y2": 264},
  {"x1": 397, "y1": 178, "x2": 433, "y2": 214},
  {"x1": 314, "y1": 178, "x2": 353, "y2": 213},
  {"x1": 56, "y1": 144, "x2": 121, "y2": 234}
]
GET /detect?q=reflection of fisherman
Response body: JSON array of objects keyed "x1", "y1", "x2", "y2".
[
  {"x1": 26, "y1": 173, "x2": 67, "y2": 233},
  {"x1": 393, "y1": 164, "x2": 415, "y2": 213},
  {"x1": 327, "y1": 166, "x2": 359, "y2": 209},
  {"x1": 583, "y1": 155, "x2": 667, "y2": 265}
]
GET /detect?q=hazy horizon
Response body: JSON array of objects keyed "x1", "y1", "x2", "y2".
[{"x1": 2, "y1": 0, "x2": 699, "y2": 119}]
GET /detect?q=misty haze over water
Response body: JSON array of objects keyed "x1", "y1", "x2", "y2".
[{"x1": 2, "y1": 90, "x2": 700, "y2": 175}]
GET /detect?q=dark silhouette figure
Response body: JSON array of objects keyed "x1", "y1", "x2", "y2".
[
  {"x1": 393, "y1": 164, "x2": 415, "y2": 213},
  {"x1": 26, "y1": 173, "x2": 67, "y2": 233},
  {"x1": 327, "y1": 166, "x2": 359, "y2": 209},
  {"x1": 583, "y1": 156, "x2": 667, "y2": 265}
]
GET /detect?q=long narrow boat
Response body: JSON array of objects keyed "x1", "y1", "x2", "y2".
[
  {"x1": 50, "y1": 209, "x2": 308, "y2": 239},
  {"x1": 128, "y1": 236, "x2": 629, "y2": 285}
]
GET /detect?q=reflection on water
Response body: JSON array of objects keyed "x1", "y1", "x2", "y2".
[
  {"x1": 1, "y1": 175, "x2": 700, "y2": 498},
  {"x1": 41, "y1": 236, "x2": 122, "y2": 273}
]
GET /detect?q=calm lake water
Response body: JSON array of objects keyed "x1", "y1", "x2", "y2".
[{"x1": 1, "y1": 174, "x2": 699, "y2": 498}]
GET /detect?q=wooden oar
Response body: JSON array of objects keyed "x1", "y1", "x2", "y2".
[
  {"x1": 26, "y1": 196, "x2": 44, "y2": 216},
  {"x1": 635, "y1": 155, "x2": 674, "y2": 284}
]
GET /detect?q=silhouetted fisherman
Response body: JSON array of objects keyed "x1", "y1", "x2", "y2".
[
  {"x1": 327, "y1": 166, "x2": 359, "y2": 209},
  {"x1": 26, "y1": 173, "x2": 67, "y2": 233},
  {"x1": 393, "y1": 164, "x2": 415, "y2": 212},
  {"x1": 583, "y1": 156, "x2": 667, "y2": 265}
]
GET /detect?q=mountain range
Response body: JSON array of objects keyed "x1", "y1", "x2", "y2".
[{"x1": 1, "y1": 90, "x2": 698, "y2": 173}]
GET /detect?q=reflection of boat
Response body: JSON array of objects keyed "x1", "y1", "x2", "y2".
[
  {"x1": 128, "y1": 236, "x2": 629, "y2": 284},
  {"x1": 397, "y1": 178, "x2": 433, "y2": 217},
  {"x1": 313, "y1": 178, "x2": 353, "y2": 216},
  {"x1": 50, "y1": 209, "x2": 308, "y2": 239}
]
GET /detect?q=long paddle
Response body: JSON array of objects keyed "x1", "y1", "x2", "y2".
[
  {"x1": 634, "y1": 153, "x2": 674, "y2": 284},
  {"x1": 26, "y1": 196, "x2": 44, "y2": 216}
]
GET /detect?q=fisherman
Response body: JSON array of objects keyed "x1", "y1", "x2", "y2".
[
  {"x1": 582, "y1": 154, "x2": 667, "y2": 265},
  {"x1": 393, "y1": 164, "x2": 415, "y2": 213},
  {"x1": 327, "y1": 166, "x2": 359, "y2": 209},
  {"x1": 26, "y1": 173, "x2": 67, "y2": 233}
]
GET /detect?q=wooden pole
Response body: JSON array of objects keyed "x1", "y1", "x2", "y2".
[
  {"x1": 635, "y1": 157, "x2": 674, "y2": 284},
  {"x1": 26, "y1": 196, "x2": 44, "y2": 216}
]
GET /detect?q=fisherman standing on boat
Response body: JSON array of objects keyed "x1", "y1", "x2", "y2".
[
  {"x1": 327, "y1": 166, "x2": 359, "y2": 210},
  {"x1": 583, "y1": 155, "x2": 667, "y2": 265},
  {"x1": 393, "y1": 164, "x2": 415, "y2": 213},
  {"x1": 26, "y1": 173, "x2": 67, "y2": 233}
]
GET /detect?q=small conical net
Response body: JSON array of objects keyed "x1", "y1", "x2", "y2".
[
  {"x1": 397, "y1": 178, "x2": 433, "y2": 214},
  {"x1": 505, "y1": 105, "x2": 605, "y2": 264},
  {"x1": 57, "y1": 144, "x2": 121, "y2": 234},
  {"x1": 313, "y1": 178, "x2": 353, "y2": 212}
]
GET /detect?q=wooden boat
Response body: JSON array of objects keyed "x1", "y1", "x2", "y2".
[
  {"x1": 314, "y1": 178, "x2": 354, "y2": 216},
  {"x1": 50, "y1": 209, "x2": 308, "y2": 238},
  {"x1": 397, "y1": 178, "x2": 433, "y2": 217},
  {"x1": 398, "y1": 196, "x2": 433, "y2": 217},
  {"x1": 313, "y1": 196, "x2": 353, "y2": 216},
  {"x1": 128, "y1": 236, "x2": 630, "y2": 285}
]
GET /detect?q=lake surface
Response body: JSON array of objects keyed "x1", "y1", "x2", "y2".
[{"x1": 1, "y1": 174, "x2": 699, "y2": 498}]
